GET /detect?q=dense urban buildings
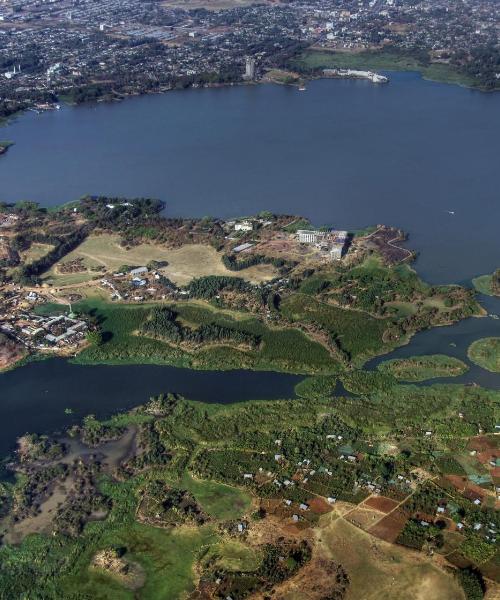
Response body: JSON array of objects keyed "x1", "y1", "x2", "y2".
[{"x1": 0, "y1": 0, "x2": 499, "y2": 119}]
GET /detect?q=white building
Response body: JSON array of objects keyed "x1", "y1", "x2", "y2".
[
  {"x1": 330, "y1": 244, "x2": 343, "y2": 260},
  {"x1": 244, "y1": 57, "x2": 256, "y2": 80},
  {"x1": 234, "y1": 220, "x2": 253, "y2": 232},
  {"x1": 297, "y1": 229, "x2": 322, "y2": 244}
]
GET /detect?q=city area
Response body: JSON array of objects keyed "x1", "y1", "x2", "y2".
[{"x1": 0, "y1": 0, "x2": 499, "y2": 120}]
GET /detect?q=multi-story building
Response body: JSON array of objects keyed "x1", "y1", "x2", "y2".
[{"x1": 297, "y1": 229, "x2": 322, "y2": 244}]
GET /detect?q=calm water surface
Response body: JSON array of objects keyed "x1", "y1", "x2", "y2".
[
  {"x1": 366, "y1": 294, "x2": 500, "y2": 388},
  {"x1": 0, "y1": 361, "x2": 300, "y2": 457},
  {"x1": 1, "y1": 72, "x2": 499, "y2": 283}
]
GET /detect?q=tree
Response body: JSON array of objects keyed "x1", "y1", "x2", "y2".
[{"x1": 86, "y1": 330, "x2": 103, "y2": 346}]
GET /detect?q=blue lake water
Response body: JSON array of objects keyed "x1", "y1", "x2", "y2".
[
  {"x1": 0, "y1": 360, "x2": 301, "y2": 457},
  {"x1": 1, "y1": 72, "x2": 499, "y2": 284}
]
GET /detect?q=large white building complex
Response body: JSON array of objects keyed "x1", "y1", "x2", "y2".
[{"x1": 297, "y1": 229, "x2": 348, "y2": 260}]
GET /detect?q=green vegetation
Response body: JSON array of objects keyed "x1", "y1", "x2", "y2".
[
  {"x1": 461, "y1": 535, "x2": 497, "y2": 564},
  {"x1": 468, "y1": 337, "x2": 500, "y2": 373},
  {"x1": 294, "y1": 375, "x2": 338, "y2": 399},
  {"x1": 281, "y1": 293, "x2": 392, "y2": 362},
  {"x1": 472, "y1": 269, "x2": 500, "y2": 297},
  {"x1": 1, "y1": 377, "x2": 499, "y2": 598},
  {"x1": 170, "y1": 472, "x2": 251, "y2": 521},
  {"x1": 283, "y1": 218, "x2": 311, "y2": 233},
  {"x1": 72, "y1": 299, "x2": 335, "y2": 374},
  {"x1": 291, "y1": 49, "x2": 479, "y2": 88},
  {"x1": 377, "y1": 354, "x2": 468, "y2": 382},
  {"x1": 456, "y1": 568, "x2": 485, "y2": 600},
  {"x1": 200, "y1": 540, "x2": 262, "y2": 573}
]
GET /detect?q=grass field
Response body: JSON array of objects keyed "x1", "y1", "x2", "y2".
[
  {"x1": 21, "y1": 243, "x2": 54, "y2": 265},
  {"x1": 43, "y1": 234, "x2": 276, "y2": 286},
  {"x1": 377, "y1": 354, "x2": 469, "y2": 382},
  {"x1": 292, "y1": 49, "x2": 477, "y2": 88},
  {"x1": 200, "y1": 540, "x2": 262, "y2": 573},
  {"x1": 468, "y1": 337, "x2": 500, "y2": 373},
  {"x1": 318, "y1": 517, "x2": 465, "y2": 600},
  {"x1": 73, "y1": 299, "x2": 335, "y2": 374},
  {"x1": 170, "y1": 472, "x2": 252, "y2": 520}
]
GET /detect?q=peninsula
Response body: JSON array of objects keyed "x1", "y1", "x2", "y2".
[{"x1": 0, "y1": 197, "x2": 482, "y2": 374}]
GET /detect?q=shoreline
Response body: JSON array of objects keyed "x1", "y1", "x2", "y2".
[{"x1": 1, "y1": 58, "x2": 497, "y2": 132}]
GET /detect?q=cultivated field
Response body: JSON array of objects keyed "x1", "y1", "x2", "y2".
[{"x1": 43, "y1": 234, "x2": 277, "y2": 286}]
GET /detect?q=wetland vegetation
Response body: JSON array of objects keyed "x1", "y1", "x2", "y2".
[
  {"x1": 377, "y1": 354, "x2": 469, "y2": 382},
  {"x1": 468, "y1": 338, "x2": 500, "y2": 373}
]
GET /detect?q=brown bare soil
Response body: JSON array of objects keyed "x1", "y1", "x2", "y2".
[
  {"x1": 307, "y1": 497, "x2": 334, "y2": 515},
  {"x1": 91, "y1": 548, "x2": 145, "y2": 591},
  {"x1": 446, "y1": 550, "x2": 474, "y2": 569},
  {"x1": 359, "y1": 226, "x2": 413, "y2": 265},
  {"x1": 485, "y1": 582, "x2": 500, "y2": 600},
  {"x1": 0, "y1": 334, "x2": 26, "y2": 371},
  {"x1": 346, "y1": 507, "x2": 385, "y2": 531},
  {"x1": 445, "y1": 475, "x2": 468, "y2": 492},
  {"x1": 364, "y1": 496, "x2": 400, "y2": 514},
  {"x1": 368, "y1": 509, "x2": 408, "y2": 543},
  {"x1": 252, "y1": 557, "x2": 350, "y2": 600},
  {"x1": 468, "y1": 436, "x2": 498, "y2": 452}
]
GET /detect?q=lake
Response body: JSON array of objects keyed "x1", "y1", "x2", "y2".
[{"x1": 1, "y1": 72, "x2": 499, "y2": 284}]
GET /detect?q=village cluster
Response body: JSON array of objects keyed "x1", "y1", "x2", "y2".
[
  {"x1": 0, "y1": 295, "x2": 87, "y2": 351},
  {"x1": 239, "y1": 438, "x2": 499, "y2": 541}
]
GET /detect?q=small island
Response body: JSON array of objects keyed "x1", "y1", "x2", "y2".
[
  {"x1": 0, "y1": 141, "x2": 13, "y2": 156},
  {"x1": 473, "y1": 269, "x2": 500, "y2": 297},
  {"x1": 468, "y1": 337, "x2": 500, "y2": 373},
  {"x1": 377, "y1": 354, "x2": 469, "y2": 382}
]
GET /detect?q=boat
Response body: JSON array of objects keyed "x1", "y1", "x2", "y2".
[{"x1": 298, "y1": 85, "x2": 306, "y2": 91}]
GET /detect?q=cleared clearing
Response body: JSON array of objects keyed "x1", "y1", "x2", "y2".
[
  {"x1": 43, "y1": 234, "x2": 277, "y2": 286},
  {"x1": 317, "y1": 517, "x2": 465, "y2": 600},
  {"x1": 21, "y1": 242, "x2": 54, "y2": 265}
]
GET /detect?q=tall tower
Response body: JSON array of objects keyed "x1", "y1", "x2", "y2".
[{"x1": 244, "y1": 57, "x2": 256, "y2": 80}]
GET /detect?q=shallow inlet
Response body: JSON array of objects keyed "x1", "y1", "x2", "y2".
[{"x1": 0, "y1": 360, "x2": 301, "y2": 457}]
